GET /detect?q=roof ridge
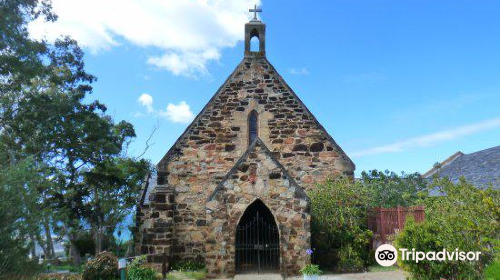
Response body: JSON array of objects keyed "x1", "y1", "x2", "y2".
[
  {"x1": 156, "y1": 58, "x2": 251, "y2": 168},
  {"x1": 464, "y1": 145, "x2": 500, "y2": 156},
  {"x1": 157, "y1": 57, "x2": 355, "y2": 172},
  {"x1": 423, "y1": 145, "x2": 500, "y2": 178},
  {"x1": 139, "y1": 172, "x2": 153, "y2": 206},
  {"x1": 423, "y1": 151, "x2": 464, "y2": 178},
  {"x1": 262, "y1": 57, "x2": 355, "y2": 169}
]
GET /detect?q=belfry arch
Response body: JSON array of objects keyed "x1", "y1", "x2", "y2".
[{"x1": 245, "y1": 21, "x2": 266, "y2": 57}]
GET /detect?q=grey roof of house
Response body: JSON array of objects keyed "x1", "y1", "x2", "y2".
[
  {"x1": 140, "y1": 172, "x2": 157, "y2": 206},
  {"x1": 423, "y1": 145, "x2": 500, "y2": 190}
]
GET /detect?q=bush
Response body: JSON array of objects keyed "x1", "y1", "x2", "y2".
[
  {"x1": 484, "y1": 258, "x2": 500, "y2": 280},
  {"x1": 361, "y1": 170, "x2": 427, "y2": 208},
  {"x1": 170, "y1": 260, "x2": 205, "y2": 271},
  {"x1": 396, "y1": 178, "x2": 499, "y2": 280},
  {"x1": 36, "y1": 274, "x2": 82, "y2": 280},
  {"x1": 127, "y1": 256, "x2": 158, "y2": 280},
  {"x1": 299, "y1": 264, "x2": 322, "y2": 275},
  {"x1": 336, "y1": 245, "x2": 365, "y2": 272},
  {"x1": 82, "y1": 252, "x2": 118, "y2": 280},
  {"x1": 309, "y1": 178, "x2": 373, "y2": 271},
  {"x1": 0, "y1": 259, "x2": 40, "y2": 280}
]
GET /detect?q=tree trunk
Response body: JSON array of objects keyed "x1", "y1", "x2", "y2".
[
  {"x1": 94, "y1": 227, "x2": 103, "y2": 256},
  {"x1": 43, "y1": 218, "x2": 55, "y2": 259},
  {"x1": 68, "y1": 234, "x2": 81, "y2": 266},
  {"x1": 125, "y1": 241, "x2": 132, "y2": 257},
  {"x1": 34, "y1": 233, "x2": 49, "y2": 259},
  {"x1": 29, "y1": 235, "x2": 37, "y2": 259},
  {"x1": 93, "y1": 190, "x2": 104, "y2": 256}
]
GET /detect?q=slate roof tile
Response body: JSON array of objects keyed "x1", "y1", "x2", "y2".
[{"x1": 424, "y1": 145, "x2": 500, "y2": 190}]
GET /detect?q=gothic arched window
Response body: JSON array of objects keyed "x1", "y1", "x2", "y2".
[{"x1": 248, "y1": 110, "x2": 258, "y2": 144}]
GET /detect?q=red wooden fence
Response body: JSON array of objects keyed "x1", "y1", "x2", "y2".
[{"x1": 368, "y1": 206, "x2": 425, "y2": 243}]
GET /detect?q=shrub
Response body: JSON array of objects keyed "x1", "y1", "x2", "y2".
[
  {"x1": 36, "y1": 274, "x2": 82, "y2": 280},
  {"x1": 484, "y1": 258, "x2": 500, "y2": 280},
  {"x1": 127, "y1": 256, "x2": 158, "y2": 280},
  {"x1": 336, "y1": 245, "x2": 365, "y2": 272},
  {"x1": 309, "y1": 178, "x2": 373, "y2": 271},
  {"x1": 82, "y1": 252, "x2": 118, "y2": 280},
  {"x1": 0, "y1": 259, "x2": 40, "y2": 280},
  {"x1": 299, "y1": 264, "x2": 322, "y2": 275},
  {"x1": 361, "y1": 170, "x2": 427, "y2": 208},
  {"x1": 396, "y1": 178, "x2": 499, "y2": 280},
  {"x1": 170, "y1": 260, "x2": 205, "y2": 271}
]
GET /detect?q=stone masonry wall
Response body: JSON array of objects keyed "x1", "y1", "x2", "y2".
[
  {"x1": 153, "y1": 57, "x2": 354, "y2": 262},
  {"x1": 205, "y1": 141, "x2": 310, "y2": 278},
  {"x1": 136, "y1": 186, "x2": 175, "y2": 270}
]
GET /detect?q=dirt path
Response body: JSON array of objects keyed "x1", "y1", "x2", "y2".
[
  {"x1": 295, "y1": 270, "x2": 406, "y2": 280},
  {"x1": 229, "y1": 270, "x2": 406, "y2": 280},
  {"x1": 297, "y1": 270, "x2": 406, "y2": 280}
]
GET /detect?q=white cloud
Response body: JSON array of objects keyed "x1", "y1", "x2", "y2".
[
  {"x1": 147, "y1": 48, "x2": 221, "y2": 77},
  {"x1": 136, "y1": 94, "x2": 194, "y2": 124},
  {"x1": 351, "y1": 118, "x2": 500, "y2": 158},
  {"x1": 28, "y1": 0, "x2": 260, "y2": 76},
  {"x1": 159, "y1": 102, "x2": 195, "y2": 124},
  {"x1": 138, "y1": 93, "x2": 154, "y2": 113},
  {"x1": 289, "y1": 67, "x2": 309, "y2": 75}
]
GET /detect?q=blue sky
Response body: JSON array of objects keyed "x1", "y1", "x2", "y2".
[{"x1": 30, "y1": 0, "x2": 500, "y2": 175}]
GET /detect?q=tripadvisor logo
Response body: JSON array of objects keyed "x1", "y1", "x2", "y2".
[
  {"x1": 375, "y1": 244, "x2": 398, "y2": 266},
  {"x1": 375, "y1": 244, "x2": 482, "y2": 266}
]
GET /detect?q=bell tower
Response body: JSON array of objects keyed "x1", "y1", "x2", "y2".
[{"x1": 245, "y1": 5, "x2": 265, "y2": 58}]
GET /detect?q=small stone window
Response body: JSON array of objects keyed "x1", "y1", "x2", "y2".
[
  {"x1": 250, "y1": 36, "x2": 260, "y2": 52},
  {"x1": 248, "y1": 110, "x2": 258, "y2": 144}
]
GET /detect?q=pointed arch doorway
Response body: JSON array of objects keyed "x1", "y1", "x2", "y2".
[{"x1": 235, "y1": 199, "x2": 280, "y2": 274}]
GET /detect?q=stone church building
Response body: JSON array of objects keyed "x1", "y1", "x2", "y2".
[{"x1": 136, "y1": 14, "x2": 354, "y2": 278}]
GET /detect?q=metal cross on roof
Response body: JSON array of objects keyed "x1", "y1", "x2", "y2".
[{"x1": 249, "y1": 5, "x2": 262, "y2": 21}]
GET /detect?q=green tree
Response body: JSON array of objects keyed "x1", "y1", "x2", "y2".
[
  {"x1": 13, "y1": 65, "x2": 150, "y2": 265},
  {"x1": 396, "y1": 177, "x2": 500, "y2": 279},
  {"x1": 0, "y1": 0, "x2": 55, "y2": 90},
  {"x1": 84, "y1": 157, "x2": 149, "y2": 255},
  {"x1": 309, "y1": 178, "x2": 373, "y2": 271},
  {"x1": 361, "y1": 170, "x2": 427, "y2": 208},
  {"x1": 1, "y1": 0, "x2": 150, "y2": 270},
  {"x1": 0, "y1": 152, "x2": 39, "y2": 276},
  {"x1": 0, "y1": 1, "x2": 56, "y2": 270}
]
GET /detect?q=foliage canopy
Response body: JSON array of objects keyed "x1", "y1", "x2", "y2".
[
  {"x1": 0, "y1": 0, "x2": 150, "y2": 274},
  {"x1": 308, "y1": 178, "x2": 373, "y2": 272},
  {"x1": 396, "y1": 177, "x2": 499, "y2": 280}
]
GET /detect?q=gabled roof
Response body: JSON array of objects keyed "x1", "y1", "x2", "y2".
[
  {"x1": 207, "y1": 137, "x2": 309, "y2": 202},
  {"x1": 423, "y1": 145, "x2": 500, "y2": 189},
  {"x1": 139, "y1": 172, "x2": 156, "y2": 206},
  {"x1": 156, "y1": 60, "x2": 244, "y2": 167},
  {"x1": 422, "y1": 151, "x2": 464, "y2": 178},
  {"x1": 157, "y1": 57, "x2": 354, "y2": 170}
]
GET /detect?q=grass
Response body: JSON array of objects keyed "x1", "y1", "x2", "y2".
[
  {"x1": 182, "y1": 271, "x2": 206, "y2": 279},
  {"x1": 484, "y1": 259, "x2": 500, "y2": 280},
  {"x1": 48, "y1": 264, "x2": 83, "y2": 273},
  {"x1": 165, "y1": 270, "x2": 206, "y2": 280}
]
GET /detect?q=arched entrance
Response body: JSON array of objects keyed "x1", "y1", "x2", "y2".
[{"x1": 235, "y1": 199, "x2": 279, "y2": 274}]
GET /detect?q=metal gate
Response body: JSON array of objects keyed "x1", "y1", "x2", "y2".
[{"x1": 235, "y1": 211, "x2": 279, "y2": 274}]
